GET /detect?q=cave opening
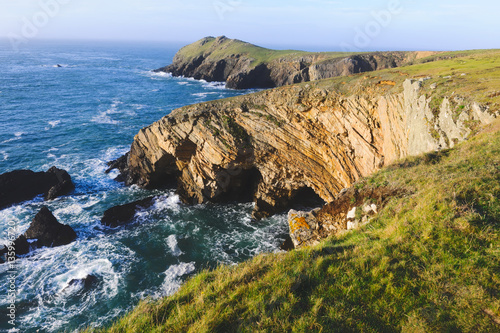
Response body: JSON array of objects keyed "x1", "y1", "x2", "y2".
[
  {"x1": 218, "y1": 166, "x2": 262, "y2": 203},
  {"x1": 288, "y1": 186, "x2": 326, "y2": 211}
]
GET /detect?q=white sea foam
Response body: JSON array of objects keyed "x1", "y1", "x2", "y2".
[
  {"x1": 45, "y1": 120, "x2": 62, "y2": 130},
  {"x1": 14, "y1": 131, "x2": 25, "y2": 137},
  {"x1": 0, "y1": 150, "x2": 8, "y2": 161},
  {"x1": 146, "y1": 71, "x2": 172, "y2": 79},
  {"x1": 192, "y1": 92, "x2": 219, "y2": 98},
  {"x1": 153, "y1": 193, "x2": 181, "y2": 213},
  {"x1": 203, "y1": 81, "x2": 226, "y2": 90},
  {"x1": 166, "y1": 235, "x2": 183, "y2": 257},
  {"x1": 92, "y1": 100, "x2": 121, "y2": 124},
  {"x1": 177, "y1": 81, "x2": 189, "y2": 86},
  {"x1": 54, "y1": 203, "x2": 84, "y2": 216},
  {"x1": 161, "y1": 262, "x2": 196, "y2": 296}
]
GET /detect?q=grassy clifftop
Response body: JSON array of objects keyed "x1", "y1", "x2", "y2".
[
  {"x1": 172, "y1": 36, "x2": 359, "y2": 67},
  {"x1": 93, "y1": 118, "x2": 500, "y2": 332},
  {"x1": 158, "y1": 36, "x2": 438, "y2": 89},
  {"x1": 317, "y1": 48, "x2": 500, "y2": 107}
]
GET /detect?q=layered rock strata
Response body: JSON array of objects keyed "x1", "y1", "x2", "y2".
[{"x1": 118, "y1": 78, "x2": 498, "y2": 219}]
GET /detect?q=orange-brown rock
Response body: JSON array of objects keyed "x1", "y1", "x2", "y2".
[{"x1": 123, "y1": 79, "x2": 497, "y2": 219}]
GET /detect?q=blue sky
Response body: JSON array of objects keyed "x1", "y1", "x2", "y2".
[{"x1": 0, "y1": 0, "x2": 498, "y2": 51}]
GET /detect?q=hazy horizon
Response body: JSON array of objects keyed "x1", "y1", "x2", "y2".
[{"x1": 1, "y1": 0, "x2": 499, "y2": 52}]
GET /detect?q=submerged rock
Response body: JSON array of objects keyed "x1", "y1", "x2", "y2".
[
  {"x1": 67, "y1": 274, "x2": 99, "y2": 290},
  {"x1": 0, "y1": 166, "x2": 74, "y2": 210},
  {"x1": 101, "y1": 197, "x2": 155, "y2": 228}
]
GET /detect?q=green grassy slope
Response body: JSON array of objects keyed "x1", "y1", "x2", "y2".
[
  {"x1": 92, "y1": 118, "x2": 500, "y2": 332},
  {"x1": 175, "y1": 36, "x2": 365, "y2": 67},
  {"x1": 313, "y1": 49, "x2": 500, "y2": 108}
]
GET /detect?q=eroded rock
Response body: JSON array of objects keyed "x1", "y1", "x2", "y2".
[
  {"x1": 118, "y1": 79, "x2": 496, "y2": 219},
  {"x1": 156, "y1": 36, "x2": 429, "y2": 89}
]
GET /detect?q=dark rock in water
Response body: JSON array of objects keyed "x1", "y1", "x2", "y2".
[
  {"x1": 0, "y1": 207, "x2": 75, "y2": 259},
  {"x1": 280, "y1": 235, "x2": 295, "y2": 251},
  {"x1": 101, "y1": 197, "x2": 155, "y2": 228},
  {"x1": 45, "y1": 166, "x2": 75, "y2": 200},
  {"x1": 24, "y1": 206, "x2": 77, "y2": 248},
  {"x1": 105, "y1": 152, "x2": 129, "y2": 182},
  {"x1": 0, "y1": 235, "x2": 31, "y2": 258},
  {"x1": 68, "y1": 274, "x2": 99, "y2": 290},
  {"x1": 0, "y1": 166, "x2": 75, "y2": 210}
]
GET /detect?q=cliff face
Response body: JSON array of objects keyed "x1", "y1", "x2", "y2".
[
  {"x1": 156, "y1": 36, "x2": 427, "y2": 89},
  {"x1": 123, "y1": 78, "x2": 497, "y2": 219}
]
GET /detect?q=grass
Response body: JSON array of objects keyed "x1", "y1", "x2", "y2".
[
  {"x1": 306, "y1": 49, "x2": 500, "y2": 115},
  {"x1": 90, "y1": 116, "x2": 500, "y2": 332},
  {"x1": 177, "y1": 36, "x2": 364, "y2": 67}
]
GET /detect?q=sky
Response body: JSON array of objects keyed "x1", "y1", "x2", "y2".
[{"x1": 0, "y1": 0, "x2": 499, "y2": 51}]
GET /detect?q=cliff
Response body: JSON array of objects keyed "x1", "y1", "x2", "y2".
[
  {"x1": 155, "y1": 36, "x2": 436, "y2": 89},
  {"x1": 120, "y1": 49, "x2": 500, "y2": 220}
]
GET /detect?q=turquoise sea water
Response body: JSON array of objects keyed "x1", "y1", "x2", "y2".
[{"x1": 0, "y1": 40, "x2": 287, "y2": 332}]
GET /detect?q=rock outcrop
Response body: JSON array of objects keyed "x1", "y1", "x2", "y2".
[
  {"x1": 101, "y1": 197, "x2": 155, "y2": 228},
  {"x1": 0, "y1": 166, "x2": 75, "y2": 210},
  {"x1": 119, "y1": 77, "x2": 498, "y2": 220},
  {"x1": 155, "y1": 36, "x2": 432, "y2": 89},
  {"x1": 24, "y1": 206, "x2": 77, "y2": 248},
  {"x1": 288, "y1": 186, "x2": 401, "y2": 248},
  {"x1": 0, "y1": 206, "x2": 77, "y2": 258}
]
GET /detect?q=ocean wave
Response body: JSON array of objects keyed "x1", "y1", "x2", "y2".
[
  {"x1": 166, "y1": 234, "x2": 183, "y2": 257},
  {"x1": 191, "y1": 92, "x2": 219, "y2": 98},
  {"x1": 161, "y1": 262, "x2": 196, "y2": 296},
  {"x1": 0, "y1": 150, "x2": 8, "y2": 161},
  {"x1": 45, "y1": 120, "x2": 61, "y2": 130},
  {"x1": 91, "y1": 112, "x2": 120, "y2": 125},
  {"x1": 144, "y1": 71, "x2": 172, "y2": 79}
]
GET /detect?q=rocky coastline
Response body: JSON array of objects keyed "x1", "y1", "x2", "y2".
[
  {"x1": 110, "y1": 73, "x2": 498, "y2": 248},
  {"x1": 155, "y1": 36, "x2": 436, "y2": 89}
]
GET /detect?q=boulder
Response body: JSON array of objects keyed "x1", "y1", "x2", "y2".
[
  {"x1": 288, "y1": 209, "x2": 321, "y2": 248},
  {"x1": 0, "y1": 207, "x2": 76, "y2": 259},
  {"x1": 101, "y1": 197, "x2": 155, "y2": 228},
  {"x1": 24, "y1": 206, "x2": 77, "y2": 247},
  {"x1": 0, "y1": 166, "x2": 74, "y2": 210},
  {"x1": 0, "y1": 235, "x2": 31, "y2": 258}
]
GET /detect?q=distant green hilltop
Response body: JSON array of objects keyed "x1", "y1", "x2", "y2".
[{"x1": 155, "y1": 36, "x2": 441, "y2": 89}]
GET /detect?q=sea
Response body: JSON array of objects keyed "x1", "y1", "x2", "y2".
[{"x1": 0, "y1": 40, "x2": 288, "y2": 332}]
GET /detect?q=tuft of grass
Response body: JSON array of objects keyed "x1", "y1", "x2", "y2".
[{"x1": 91, "y1": 119, "x2": 500, "y2": 332}]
